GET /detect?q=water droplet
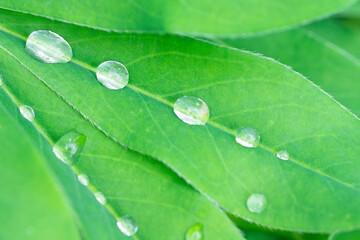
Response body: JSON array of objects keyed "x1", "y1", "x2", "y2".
[
  {"x1": 0, "y1": 74, "x2": 4, "y2": 86},
  {"x1": 116, "y1": 215, "x2": 138, "y2": 236},
  {"x1": 19, "y1": 105, "x2": 35, "y2": 122},
  {"x1": 174, "y1": 96, "x2": 209, "y2": 125},
  {"x1": 235, "y1": 127, "x2": 260, "y2": 148},
  {"x1": 277, "y1": 150, "x2": 289, "y2": 161},
  {"x1": 96, "y1": 61, "x2": 129, "y2": 90},
  {"x1": 78, "y1": 174, "x2": 89, "y2": 186},
  {"x1": 247, "y1": 193, "x2": 267, "y2": 214},
  {"x1": 185, "y1": 223, "x2": 204, "y2": 240},
  {"x1": 25, "y1": 30, "x2": 72, "y2": 63},
  {"x1": 94, "y1": 191, "x2": 107, "y2": 205},
  {"x1": 52, "y1": 131, "x2": 86, "y2": 165}
]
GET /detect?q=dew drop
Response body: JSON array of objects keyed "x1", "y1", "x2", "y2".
[
  {"x1": 78, "y1": 174, "x2": 90, "y2": 186},
  {"x1": 0, "y1": 74, "x2": 3, "y2": 86},
  {"x1": 235, "y1": 127, "x2": 260, "y2": 148},
  {"x1": 25, "y1": 30, "x2": 72, "y2": 63},
  {"x1": 174, "y1": 96, "x2": 209, "y2": 125},
  {"x1": 19, "y1": 105, "x2": 35, "y2": 122},
  {"x1": 116, "y1": 215, "x2": 138, "y2": 237},
  {"x1": 247, "y1": 193, "x2": 267, "y2": 214},
  {"x1": 94, "y1": 191, "x2": 107, "y2": 205},
  {"x1": 52, "y1": 131, "x2": 86, "y2": 165},
  {"x1": 185, "y1": 223, "x2": 204, "y2": 240},
  {"x1": 276, "y1": 150, "x2": 289, "y2": 161},
  {"x1": 96, "y1": 61, "x2": 129, "y2": 90}
]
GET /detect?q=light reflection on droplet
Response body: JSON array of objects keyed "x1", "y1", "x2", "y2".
[
  {"x1": 235, "y1": 127, "x2": 260, "y2": 148},
  {"x1": 277, "y1": 150, "x2": 289, "y2": 161},
  {"x1": 247, "y1": 193, "x2": 267, "y2": 214},
  {"x1": 94, "y1": 191, "x2": 107, "y2": 205},
  {"x1": 116, "y1": 215, "x2": 138, "y2": 236},
  {"x1": 19, "y1": 105, "x2": 35, "y2": 122},
  {"x1": 52, "y1": 131, "x2": 86, "y2": 165},
  {"x1": 25, "y1": 30, "x2": 72, "y2": 63},
  {"x1": 174, "y1": 96, "x2": 209, "y2": 125},
  {"x1": 96, "y1": 61, "x2": 129, "y2": 90}
]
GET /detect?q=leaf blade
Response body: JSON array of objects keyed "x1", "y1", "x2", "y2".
[{"x1": 0, "y1": 92, "x2": 81, "y2": 240}]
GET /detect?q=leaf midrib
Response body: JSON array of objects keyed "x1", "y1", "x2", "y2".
[{"x1": 1, "y1": 24, "x2": 359, "y2": 204}]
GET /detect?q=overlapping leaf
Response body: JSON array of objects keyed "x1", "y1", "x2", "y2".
[{"x1": 0, "y1": 0, "x2": 356, "y2": 35}]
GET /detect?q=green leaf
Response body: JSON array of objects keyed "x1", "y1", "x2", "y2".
[
  {"x1": 215, "y1": 18, "x2": 360, "y2": 117},
  {"x1": 331, "y1": 230, "x2": 360, "y2": 240},
  {"x1": 339, "y1": 1, "x2": 360, "y2": 17},
  {"x1": 0, "y1": 11, "x2": 243, "y2": 240},
  {"x1": 1, "y1": 8, "x2": 360, "y2": 233},
  {"x1": 229, "y1": 215, "x2": 329, "y2": 240},
  {"x1": 0, "y1": 95, "x2": 80, "y2": 240},
  {"x1": 0, "y1": 0, "x2": 356, "y2": 35}
]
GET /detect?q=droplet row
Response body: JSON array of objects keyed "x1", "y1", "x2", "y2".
[
  {"x1": 25, "y1": 30, "x2": 130, "y2": 90},
  {"x1": 52, "y1": 131, "x2": 87, "y2": 165}
]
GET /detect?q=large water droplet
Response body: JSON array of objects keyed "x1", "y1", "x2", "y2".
[
  {"x1": 19, "y1": 105, "x2": 35, "y2": 122},
  {"x1": 276, "y1": 150, "x2": 289, "y2": 161},
  {"x1": 185, "y1": 223, "x2": 204, "y2": 240},
  {"x1": 94, "y1": 191, "x2": 107, "y2": 205},
  {"x1": 174, "y1": 96, "x2": 209, "y2": 125},
  {"x1": 235, "y1": 127, "x2": 260, "y2": 148},
  {"x1": 247, "y1": 193, "x2": 267, "y2": 214},
  {"x1": 78, "y1": 174, "x2": 90, "y2": 186},
  {"x1": 25, "y1": 30, "x2": 72, "y2": 63},
  {"x1": 116, "y1": 215, "x2": 138, "y2": 237},
  {"x1": 96, "y1": 61, "x2": 129, "y2": 90},
  {"x1": 52, "y1": 131, "x2": 86, "y2": 165}
]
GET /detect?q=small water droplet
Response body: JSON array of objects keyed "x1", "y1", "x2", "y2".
[
  {"x1": 25, "y1": 30, "x2": 72, "y2": 63},
  {"x1": 19, "y1": 105, "x2": 35, "y2": 122},
  {"x1": 78, "y1": 174, "x2": 89, "y2": 186},
  {"x1": 52, "y1": 131, "x2": 86, "y2": 165},
  {"x1": 185, "y1": 223, "x2": 204, "y2": 240},
  {"x1": 276, "y1": 150, "x2": 289, "y2": 161},
  {"x1": 0, "y1": 74, "x2": 4, "y2": 86},
  {"x1": 96, "y1": 61, "x2": 129, "y2": 90},
  {"x1": 235, "y1": 127, "x2": 260, "y2": 148},
  {"x1": 247, "y1": 193, "x2": 267, "y2": 214},
  {"x1": 94, "y1": 191, "x2": 107, "y2": 205},
  {"x1": 116, "y1": 215, "x2": 138, "y2": 236},
  {"x1": 174, "y1": 96, "x2": 209, "y2": 125}
]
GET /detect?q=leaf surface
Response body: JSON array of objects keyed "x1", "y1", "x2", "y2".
[
  {"x1": 216, "y1": 19, "x2": 360, "y2": 116},
  {"x1": 0, "y1": 0, "x2": 356, "y2": 35},
  {"x1": 339, "y1": 1, "x2": 360, "y2": 17},
  {"x1": 331, "y1": 230, "x2": 360, "y2": 240},
  {"x1": 0, "y1": 93, "x2": 80, "y2": 240},
  {"x1": 1, "y1": 9, "x2": 360, "y2": 233},
  {"x1": 0, "y1": 11, "x2": 242, "y2": 240}
]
